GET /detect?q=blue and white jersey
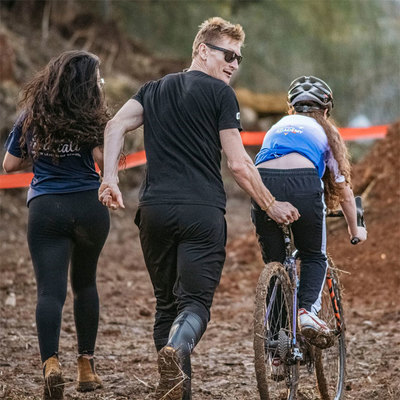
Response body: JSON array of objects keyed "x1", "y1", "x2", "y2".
[
  {"x1": 255, "y1": 115, "x2": 344, "y2": 182},
  {"x1": 5, "y1": 116, "x2": 101, "y2": 205}
]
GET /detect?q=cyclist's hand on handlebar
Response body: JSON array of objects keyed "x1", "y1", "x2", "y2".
[
  {"x1": 349, "y1": 226, "x2": 367, "y2": 244},
  {"x1": 267, "y1": 200, "x2": 300, "y2": 224}
]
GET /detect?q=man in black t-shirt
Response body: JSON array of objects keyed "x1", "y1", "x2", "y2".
[{"x1": 100, "y1": 17, "x2": 299, "y2": 400}]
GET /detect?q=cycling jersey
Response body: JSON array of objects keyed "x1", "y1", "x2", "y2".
[{"x1": 254, "y1": 115, "x2": 345, "y2": 182}]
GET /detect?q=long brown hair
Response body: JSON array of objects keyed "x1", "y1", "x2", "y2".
[
  {"x1": 19, "y1": 50, "x2": 109, "y2": 159},
  {"x1": 291, "y1": 105, "x2": 352, "y2": 210}
]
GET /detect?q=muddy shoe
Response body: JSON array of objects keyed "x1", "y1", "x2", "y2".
[
  {"x1": 155, "y1": 346, "x2": 186, "y2": 400},
  {"x1": 43, "y1": 355, "x2": 64, "y2": 400},
  {"x1": 299, "y1": 308, "x2": 334, "y2": 349},
  {"x1": 76, "y1": 356, "x2": 103, "y2": 392}
]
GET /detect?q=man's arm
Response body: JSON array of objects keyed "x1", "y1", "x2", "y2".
[
  {"x1": 220, "y1": 128, "x2": 300, "y2": 224},
  {"x1": 99, "y1": 99, "x2": 144, "y2": 210}
]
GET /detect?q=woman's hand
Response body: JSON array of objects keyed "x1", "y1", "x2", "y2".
[
  {"x1": 98, "y1": 182, "x2": 125, "y2": 210},
  {"x1": 349, "y1": 226, "x2": 367, "y2": 243}
]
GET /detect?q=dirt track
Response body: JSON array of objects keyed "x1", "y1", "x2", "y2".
[{"x1": 1, "y1": 123, "x2": 399, "y2": 399}]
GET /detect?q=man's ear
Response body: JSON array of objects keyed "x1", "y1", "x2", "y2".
[{"x1": 198, "y1": 43, "x2": 208, "y2": 61}]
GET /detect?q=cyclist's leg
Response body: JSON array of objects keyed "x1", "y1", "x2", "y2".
[
  {"x1": 292, "y1": 175, "x2": 327, "y2": 314},
  {"x1": 251, "y1": 172, "x2": 287, "y2": 343},
  {"x1": 135, "y1": 205, "x2": 179, "y2": 352},
  {"x1": 251, "y1": 198, "x2": 285, "y2": 264}
]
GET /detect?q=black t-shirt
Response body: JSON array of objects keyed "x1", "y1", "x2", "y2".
[{"x1": 133, "y1": 70, "x2": 242, "y2": 211}]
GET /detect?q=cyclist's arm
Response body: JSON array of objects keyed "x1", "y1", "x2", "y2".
[
  {"x1": 338, "y1": 182, "x2": 367, "y2": 242},
  {"x1": 99, "y1": 99, "x2": 144, "y2": 210},
  {"x1": 220, "y1": 128, "x2": 300, "y2": 224}
]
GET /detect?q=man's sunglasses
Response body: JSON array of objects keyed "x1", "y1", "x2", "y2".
[{"x1": 205, "y1": 43, "x2": 243, "y2": 65}]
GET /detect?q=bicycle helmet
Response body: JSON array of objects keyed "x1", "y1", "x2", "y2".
[{"x1": 288, "y1": 76, "x2": 334, "y2": 113}]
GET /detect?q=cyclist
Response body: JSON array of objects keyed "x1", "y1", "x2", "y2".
[
  {"x1": 2, "y1": 50, "x2": 110, "y2": 399},
  {"x1": 251, "y1": 76, "x2": 367, "y2": 350}
]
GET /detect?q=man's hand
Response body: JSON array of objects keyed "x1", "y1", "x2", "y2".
[
  {"x1": 98, "y1": 182, "x2": 125, "y2": 210},
  {"x1": 266, "y1": 200, "x2": 300, "y2": 224}
]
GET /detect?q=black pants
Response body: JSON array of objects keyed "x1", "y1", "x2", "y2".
[
  {"x1": 135, "y1": 204, "x2": 226, "y2": 350},
  {"x1": 27, "y1": 190, "x2": 110, "y2": 362},
  {"x1": 251, "y1": 168, "x2": 328, "y2": 314}
]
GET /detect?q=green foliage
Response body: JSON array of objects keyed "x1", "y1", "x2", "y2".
[
  {"x1": 103, "y1": 0, "x2": 399, "y2": 126},
  {"x1": 4, "y1": 0, "x2": 397, "y2": 126}
]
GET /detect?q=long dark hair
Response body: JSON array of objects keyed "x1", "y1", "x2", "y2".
[
  {"x1": 19, "y1": 50, "x2": 109, "y2": 159},
  {"x1": 291, "y1": 103, "x2": 352, "y2": 210}
]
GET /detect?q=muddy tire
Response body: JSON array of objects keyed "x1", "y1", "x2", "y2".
[
  {"x1": 315, "y1": 258, "x2": 346, "y2": 400},
  {"x1": 253, "y1": 262, "x2": 298, "y2": 400}
]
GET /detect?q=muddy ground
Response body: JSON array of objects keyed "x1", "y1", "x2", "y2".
[{"x1": 1, "y1": 123, "x2": 400, "y2": 400}]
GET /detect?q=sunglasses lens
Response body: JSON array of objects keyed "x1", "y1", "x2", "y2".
[
  {"x1": 224, "y1": 51, "x2": 235, "y2": 63},
  {"x1": 224, "y1": 51, "x2": 242, "y2": 64}
]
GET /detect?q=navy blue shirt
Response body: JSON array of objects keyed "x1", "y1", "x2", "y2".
[{"x1": 5, "y1": 118, "x2": 101, "y2": 205}]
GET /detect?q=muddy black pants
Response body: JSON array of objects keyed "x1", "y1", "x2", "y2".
[
  {"x1": 27, "y1": 190, "x2": 110, "y2": 362},
  {"x1": 135, "y1": 204, "x2": 226, "y2": 350},
  {"x1": 251, "y1": 168, "x2": 328, "y2": 314}
]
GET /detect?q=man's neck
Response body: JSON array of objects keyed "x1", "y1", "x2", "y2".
[{"x1": 187, "y1": 59, "x2": 208, "y2": 75}]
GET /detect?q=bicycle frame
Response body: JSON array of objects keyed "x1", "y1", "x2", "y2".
[
  {"x1": 254, "y1": 197, "x2": 365, "y2": 400},
  {"x1": 264, "y1": 221, "x2": 348, "y2": 370}
]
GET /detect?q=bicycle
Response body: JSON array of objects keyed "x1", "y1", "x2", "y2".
[{"x1": 253, "y1": 196, "x2": 365, "y2": 400}]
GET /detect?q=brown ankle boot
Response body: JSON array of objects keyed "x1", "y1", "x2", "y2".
[
  {"x1": 43, "y1": 355, "x2": 64, "y2": 400},
  {"x1": 76, "y1": 356, "x2": 102, "y2": 392}
]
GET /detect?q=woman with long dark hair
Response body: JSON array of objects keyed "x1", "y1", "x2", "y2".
[
  {"x1": 3, "y1": 50, "x2": 110, "y2": 399},
  {"x1": 251, "y1": 75, "x2": 367, "y2": 378}
]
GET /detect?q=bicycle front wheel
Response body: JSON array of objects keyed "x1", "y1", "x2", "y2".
[
  {"x1": 315, "y1": 257, "x2": 346, "y2": 400},
  {"x1": 254, "y1": 262, "x2": 298, "y2": 400}
]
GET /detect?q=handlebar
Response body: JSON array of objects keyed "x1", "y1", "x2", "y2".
[{"x1": 327, "y1": 196, "x2": 366, "y2": 245}]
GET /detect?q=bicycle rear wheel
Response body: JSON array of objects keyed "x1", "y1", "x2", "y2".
[
  {"x1": 254, "y1": 262, "x2": 298, "y2": 400},
  {"x1": 315, "y1": 257, "x2": 346, "y2": 400}
]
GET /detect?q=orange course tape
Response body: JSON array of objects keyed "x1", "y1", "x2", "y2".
[
  {"x1": 0, "y1": 125, "x2": 389, "y2": 189},
  {"x1": 240, "y1": 124, "x2": 389, "y2": 146}
]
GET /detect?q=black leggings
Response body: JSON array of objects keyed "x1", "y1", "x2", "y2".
[
  {"x1": 251, "y1": 168, "x2": 328, "y2": 314},
  {"x1": 27, "y1": 190, "x2": 109, "y2": 362}
]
